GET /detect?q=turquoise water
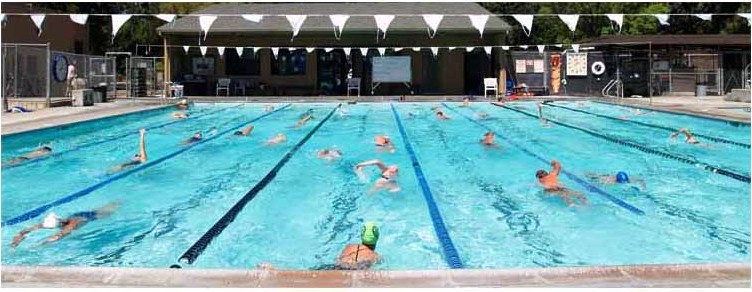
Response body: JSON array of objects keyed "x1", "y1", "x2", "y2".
[{"x1": 1, "y1": 101, "x2": 749, "y2": 269}]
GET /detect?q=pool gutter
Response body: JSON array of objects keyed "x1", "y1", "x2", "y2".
[{"x1": 2, "y1": 263, "x2": 748, "y2": 287}]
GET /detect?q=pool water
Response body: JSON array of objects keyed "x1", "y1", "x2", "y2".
[{"x1": 1, "y1": 101, "x2": 749, "y2": 270}]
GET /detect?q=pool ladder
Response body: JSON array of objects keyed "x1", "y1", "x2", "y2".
[{"x1": 601, "y1": 79, "x2": 624, "y2": 99}]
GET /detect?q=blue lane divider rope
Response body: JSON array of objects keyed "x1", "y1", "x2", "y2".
[
  {"x1": 390, "y1": 103, "x2": 464, "y2": 269},
  {"x1": 1, "y1": 104, "x2": 292, "y2": 227},
  {"x1": 177, "y1": 104, "x2": 341, "y2": 266},
  {"x1": 441, "y1": 103, "x2": 645, "y2": 216},
  {"x1": 3, "y1": 104, "x2": 244, "y2": 170},
  {"x1": 545, "y1": 103, "x2": 750, "y2": 149},
  {"x1": 497, "y1": 103, "x2": 751, "y2": 184}
]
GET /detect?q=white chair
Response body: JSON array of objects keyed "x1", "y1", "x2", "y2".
[
  {"x1": 234, "y1": 80, "x2": 246, "y2": 96},
  {"x1": 216, "y1": 78, "x2": 231, "y2": 96},
  {"x1": 347, "y1": 77, "x2": 361, "y2": 97},
  {"x1": 483, "y1": 78, "x2": 499, "y2": 100},
  {"x1": 168, "y1": 82, "x2": 184, "y2": 99}
]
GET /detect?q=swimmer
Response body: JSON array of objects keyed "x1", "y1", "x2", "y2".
[
  {"x1": 108, "y1": 129, "x2": 147, "y2": 173},
  {"x1": 354, "y1": 159, "x2": 400, "y2": 193},
  {"x1": 335, "y1": 222, "x2": 381, "y2": 270},
  {"x1": 3, "y1": 146, "x2": 53, "y2": 166},
  {"x1": 264, "y1": 105, "x2": 274, "y2": 112},
  {"x1": 233, "y1": 125, "x2": 254, "y2": 136},
  {"x1": 435, "y1": 110, "x2": 450, "y2": 120},
  {"x1": 375, "y1": 135, "x2": 395, "y2": 153},
  {"x1": 176, "y1": 99, "x2": 189, "y2": 110},
  {"x1": 266, "y1": 133, "x2": 287, "y2": 145},
  {"x1": 535, "y1": 160, "x2": 588, "y2": 207},
  {"x1": 208, "y1": 127, "x2": 218, "y2": 136},
  {"x1": 586, "y1": 171, "x2": 647, "y2": 191},
  {"x1": 171, "y1": 111, "x2": 189, "y2": 119},
  {"x1": 10, "y1": 201, "x2": 121, "y2": 247},
  {"x1": 480, "y1": 132, "x2": 500, "y2": 149},
  {"x1": 317, "y1": 149, "x2": 343, "y2": 160},
  {"x1": 474, "y1": 112, "x2": 490, "y2": 120},
  {"x1": 182, "y1": 132, "x2": 203, "y2": 145},
  {"x1": 337, "y1": 107, "x2": 349, "y2": 117},
  {"x1": 295, "y1": 114, "x2": 314, "y2": 128},
  {"x1": 460, "y1": 97, "x2": 470, "y2": 107},
  {"x1": 670, "y1": 128, "x2": 712, "y2": 148}
]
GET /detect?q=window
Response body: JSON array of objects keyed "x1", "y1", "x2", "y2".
[
  {"x1": 272, "y1": 50, "x2": 306, "y2": 75},
  {"x1": 225, "y1": 49, "x2": 260, "y2": 75}
]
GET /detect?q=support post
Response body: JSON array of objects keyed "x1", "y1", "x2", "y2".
[
  {"x1": 46, "y1": 42, "x2": 50, "y2": 108},
  {"x1": 649, "y1": 42, "x2": 653, "y2": 105}
]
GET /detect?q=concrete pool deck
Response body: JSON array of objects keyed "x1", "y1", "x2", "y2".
[
  {"x1": 2, "y1": 263, "x2": 749, "y2": 287},
  {"x1": 596, "y1": 95, "x2": 751, "y2": 123}
]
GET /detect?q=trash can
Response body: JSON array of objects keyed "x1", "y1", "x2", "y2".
[
  {"x1": 93, "y1": 84, "x2": 108, "y2": 102},
  {"x1": 695, "y1": 84, "x2": 707, "y2": 97}
]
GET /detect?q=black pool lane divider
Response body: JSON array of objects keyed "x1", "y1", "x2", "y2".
[
  {"x1": 544, "y1": 103, "x2": 750, "y2": 149},
  {"x1": 441, "y1": 103, "x2": 645, "y2": 216},
  {"x1": 175, "y1": 104, "x2": 341, "y2": 266},
  {"x1": 3, "y1": 104, "x2": 245, "y2": 170},
  {"x1": 496, "y1": 104, "x2": 750, "y2": 184},
  {"x1": 1, "y1": 104, "x2": 292, "y2": 227}
]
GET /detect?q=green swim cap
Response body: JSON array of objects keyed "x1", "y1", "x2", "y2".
[{"x1": 361, "y1": 222, "x2": 379, "y2": 246}]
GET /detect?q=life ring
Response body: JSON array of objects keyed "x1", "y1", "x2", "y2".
[{"x1": 591, "y1": 61, "x2": 606, "y2": 75}]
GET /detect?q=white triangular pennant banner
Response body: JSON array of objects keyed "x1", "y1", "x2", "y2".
[
  {"x1": 537, "y1": 45, "x2": 545, "y2": 53},
  {"x1": 156, "y1": 14, "x2": 176, "y2": 23},
  {"x1": 200, "y1": 46, "x2": 207, "y2": 57},
  {"x1": 1, "y1": 14, "x2": 5, "y2": 24},
  {"x1": 377, "y1": 48, "x2": 386, "y2": 56},
  {"x1": 30, "y1": 14, "x2": 45, "y2": 36},
  {"x1": 430, "y1": 47, "x2": 439, "y2": 57},
  {"x1": 654, "y1": 14, "x2": 670, "y2": 26},
  {"x1": 694, "y1": 14, "x2": 713, "y2": 21},
  {"x1": 325, "y1": 48, "x2": 334, "y2": 53},
  {"x1": 422, "y1": 14, "x2": 444, "y2": 39},
  {"x1": 285, "y1": 15, "x2": 307, "y2": 40},
  {"x1": 738, "y1": 13, "x2": 752, "y2": 25},
  {"x1": 501, "y1": 46, "x2": 510, "y2": 50},
  {"x1": 253, "y1": 47, "x2": 261, "y2": 55},
  {"x1": 394, "y1": 47, "x2": 403, "y2": 52},
  {"x1": 605, "y1": 14, "x2": 624, "y2": 34},
  {"x1": 466, "y1": 47, "x2": 475, "y2": 52},
  {"x1": 343, "y1": 47, "x2": 351, "y2": 57},
  {"x1": 374, "y1": 15, "x2": 395, "y2": 39},
  {"x1": 199, "y1": 15, "x2": 217, "y2": 41},
  {"x1": 571, "y1": 44, "x2": 580, "y2": 53},
  {"x1": 468, "y1": 15, "x2": 489, "y2": 38},
  {"x1": 555, "y1": 44, "x2": 563, "y2": 48},
  {"x1": 329, "y1": 15, "x2": 350, "y2": 39},
  {"x1": 242, "y1": 14, "x2": 263, "y2": 23},
  {"x1": 183, "y1": 46, "x2": 190, "y2": 53},
  {"x1": 217, "y1": 47, "x2": 225, "y2": 56},
  {"x1": 359, "y1": 48, "x2": 369, "y2": 56},
  {"x1": 111, "y1": 15, "x2": 132, "y2": 42},
  {"x1": 512, "y1": 14, "x2": 534, "y2": 37},
  {"x1": 558, "y1": 14, "x2": 580, "y2": 32},
  {"x1": 413, "y1": 47, "x2": 421, "y2": 52},
  {"x1": 271, "y1": 47, "x2": 279, "y2": 59},
  {"x1": 235, "y1": 47, "x2": 243, "y2": 56},
  {"x1": 306, "y1": 47, "x2": 315, "y2": 53},
  {"x1": 69, "y1": 14, "x2": 88, "y2": 25},
  {"x1": 448, "y1": 47, "x2": 456, "y2": 51},
  {"x1": 484, "y1": 46, "x2": 492, "y2": 56},
  {"x1": 519, "y1": 45, "x2": 529, "y2": 50}
]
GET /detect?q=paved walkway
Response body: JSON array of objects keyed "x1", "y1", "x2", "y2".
[
  {"x1": 598, "y1": 96, "x2": 751, "y2": 123},
  {"x1": 1, "y1": 100, "x2": 167, "y2": 135}
]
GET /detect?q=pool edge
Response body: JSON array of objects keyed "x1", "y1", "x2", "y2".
[{"x1": 2, "y1": 263, "x2": 749, "y2": 287}]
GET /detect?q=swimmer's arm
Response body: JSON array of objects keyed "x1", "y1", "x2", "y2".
[
  {"x1": 43, "y1": 220, "x2": 80, "y2": 244},
  {"x1": 635, "y1": 178, "x2": 647, "y2": 191},
  {"x1": 11, "y1": 224, "x2": 43, "y2": 247},
  {"x1": 550, "y1": 160, "x2": 561, "y2": 176},
  {"x1": 355, "y1": 160, "x2": 387, "y2": 172},
  {"x1": 138, "y1": 129, "x2": 147, "y2": 162}
]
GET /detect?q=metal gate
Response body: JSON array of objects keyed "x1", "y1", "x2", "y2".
[
  {"x1": 131, "y1": 57, "x2": 165, "y2": 98},
  {"x1": 89, "y1": 56, "x2": 117, "y2": 101},
  {"x1": 2, "y1": 43, "x2": 51, "y2": 109}
]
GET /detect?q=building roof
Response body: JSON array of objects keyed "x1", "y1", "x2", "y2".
[
  {"x1": 580, "y1": 34, "x2": 751, "y2": 47},
  {"x1": 157, "y1": 2, "x2": 511, "y2": 35}
]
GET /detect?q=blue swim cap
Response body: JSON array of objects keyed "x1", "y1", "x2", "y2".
[{"x1": 616, "y1": 171, "x2": 629, "y2": 183}]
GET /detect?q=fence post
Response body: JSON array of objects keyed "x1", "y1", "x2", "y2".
[{"x1": 46, "y1": 42, "x2": 51, "y2": 108}]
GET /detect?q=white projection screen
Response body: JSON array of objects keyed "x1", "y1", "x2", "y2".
[{"x1": 372, "y1": 56, "x2": 412, "y2": 83}]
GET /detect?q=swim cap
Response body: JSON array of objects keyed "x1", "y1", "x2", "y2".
[
  {"x1": 361, "y1": 222, "x2": 379, "y2": 247},
  {"x1": 616, "y1": 171, "x2": 629, "y2": 183},
  {"x1": 42, "y1": 213, "x2": 61, "y2": 229}
]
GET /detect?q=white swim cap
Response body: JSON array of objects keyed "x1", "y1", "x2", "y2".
[{"x1": 42, "y1": 213, "x2": 61, "y2": 229}]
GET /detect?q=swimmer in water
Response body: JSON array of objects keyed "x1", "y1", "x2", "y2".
[
  {"x1": 354, "y1": 159, "x2": 400, "y2": 193},
  {"x1": 108, "y1": 129, "x2": 148, "y2": 173},
  {"x1": 480, "y1": 131, "x2": 500, "y2": 149},
  {"x1": 10, "y1": 201, "x2": 121, "y2": 247},
  {"x1": 669, "y1": 128, "x2": 711, "y2": 148},
  {"x1": 435, "y1": 110, "x2": 450, "y2": 120},
  {"x1": 474, "y1": 112, "x2": 490, "y2": 120},
  {"x1": 266, "y1": 133, "x2": 287, "y2": 145},
  {"x1": 537, "y1": 103, "x2": 551, "y2": 128},
  {"x1": 208, "y1": 127, "x2": 218, "y2": 136},
  {"x1": 460, "y1": 97, "x2": 470, "y2": 107},
  {"x1": 317, "y1": 149, "x2": 343, "y2": 160},
  {"x1": 374, "y1": 135, "x2": 395, "y2": 153},
  {"x1": 4, "y1": 146, "x2": 53, "y2": 166},
  {"x1": 585, "y1": 171, "x2": 647, "y2": 191},
  {"x1": 295, "y1": 114, "x2": 314, "y2": 128},
  {"x1": 233, "y1": 125, "x2": 254, "y2": 136},
  {"x1": 264, "y1": 105, "x2": 274, "y2": 112},
  {"x1": 171, "y1": 111, "x2": 189, "y2": 119},
  {"x1": 535, "y1": 160, "x2": 588, "y2": 207},
  {"x1": 176, "y1": 99, "x2": 189, "y2": 110},
  {"x1": 335, "y1": 222, "x2": 381, "y2": 270},
  {"x1": 182, "y1": 132, "x2": 203, "y2": 145}
]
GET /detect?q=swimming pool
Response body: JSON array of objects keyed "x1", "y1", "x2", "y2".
[{"x1": 2, "y1": 101, "x2": 749, "y2": 270}]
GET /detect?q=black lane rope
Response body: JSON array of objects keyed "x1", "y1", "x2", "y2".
[
  {"x1": 175, "y1": 104, "x2": 341, "y2": 266},
  {"x1": 495, "y1": 104, "x2": 750, "y2": 184},
  {"x1": 2, "y1": 104, "x2": 244, "y2": 170},
  {"x1": 2, "y1": 104, "x2": 291, "y2": 227},
  {"x1": 442, "y1": 103, "x2": 645, "y2": 216},
  {"x1": 545, "y1": 103, "x2": 750, "y2": 149}
]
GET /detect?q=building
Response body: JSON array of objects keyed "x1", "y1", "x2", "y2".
[
  {"x1": 1, "y1": 2, "x2": 90, "y2": 53},
  {"x1": 157, "y1": 2, "x2": 511, "y2": 97}
]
